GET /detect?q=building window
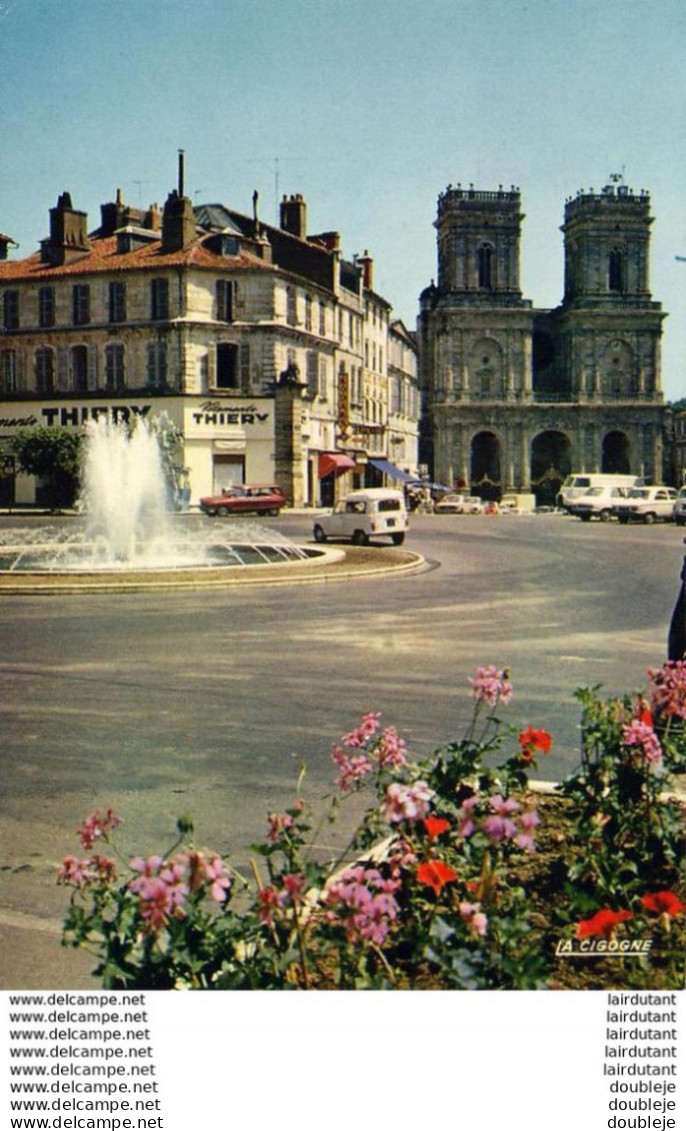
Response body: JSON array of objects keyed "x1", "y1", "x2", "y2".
[
  {"x1": 35, "y1": 348, "x2": 55, "y2": 394},
  {"x1": 151, "y1": 277, "x2": 169, "y2": 320},
  {"x1": 72, "y1": 285, "x2": 90, "y2": 326},
  {"x1": 3, "y1": 290, "x2": 19, "y2": 329},
  {"x1": 306, "y1": 351, "x2": 318, "y2": 397},
  {"x1": 216, "y1": 342, "x2": 239, "y2": 389},
  {"x1": 305, "y1": 295, "x2": 313, "y2": 332},
  {"x1": 319, "y1": 301, "x2": 326, "y2": 337},
  {"x1": 1, "y1": 350, "x2": 18, "y2": 392},
  {"x1": 38, "y1": 286, "x2": 55, "y2": 328},
  {"x1": 216, "y1": 280, "x2": 234, "y2": 323},
  {"x1": 105, "y1": 344, "x2": 125, "y2": 391},
  {"x1": 286, "y1": 287, "x2": 297, "y2": 327},
  {"x1": 71, "y1": 345, "x2": 89, "y2": 392},
  {"x1": 147, "y1": 341, "x2": 167, "y2": 388},
  {"x1": 609, "y1": 249, "x2": 625, "y2": 292},
  {"x1": 478, "y1": 245, "x2": 493, "y2": 289},
  {"x1": 109, "y1": 281, "x2": 126, "y2": 323}
]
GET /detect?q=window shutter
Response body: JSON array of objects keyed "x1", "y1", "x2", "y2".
[
  {"x1": 87, "y1": 344, "x2": 98, "y2": 391},
  {"x1": 240, "y1": 341, "x2": 250, "y2": 392},
  {"x1": 15, "y1": 350, "x2": 26, "y2": 392},
  {"x1": 57, "y1": 348, "x2": 70, "y2": 392}
]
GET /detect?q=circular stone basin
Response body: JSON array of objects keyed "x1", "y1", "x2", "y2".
[{"x1": 0, "y1": 540, "x2": 315, "y2": 573}]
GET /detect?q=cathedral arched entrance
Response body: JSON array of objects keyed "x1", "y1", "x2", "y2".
[
  {"x1": 470, "y1": 431, "x2": 501, "y2": 501},
  {"x1": 602, "y1": 431, "x2": 631, "y2": 474},
  {"x1": 530, "y1": 430, "x2": 572, "y2": 506}
]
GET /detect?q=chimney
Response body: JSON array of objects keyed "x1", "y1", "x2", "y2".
[
  {"x1": 144, "y1": 204, "x2": 163, "y2": 232},
  {"x1": 161, "y1": 151, "x2": 196, "y2": 253},
  {"x1": 280, "y1": 193, "x2": 307, "y2": 239},
  {"x1": 0, "y1": 234, "x2": 17, "y2": 261},
  {"x1": 100, "y1": 188, "x2": 128, "y2": 237},
  {"x1": 41, "y1": 192, "x2": 91, "y2": 266},
  {"x1": 308, "y1": 230, "x2": 340, "y2": 252},
  {"x1": 358, "y1": 250, "x2": 374, "y2": 290}
]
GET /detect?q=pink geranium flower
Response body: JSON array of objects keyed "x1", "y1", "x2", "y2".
[
  {"x1": 648, "y1": 660, "x2": 686, "y2": 720},
  {"x1": 382, "y1": 781, "x2": 434, "y2": 823},
  {"x1": 469, "y1": 666, "x2": 513, "y2": 707},
  {"x1": 459, "y1": 901, "x2": 488, "y2": 937},
  {"x1": 621, "y1": 718, "x2": 662, "y2": 766},
  {"x1": 77, "y1": 808, "x2": 121, "y2": 850}
]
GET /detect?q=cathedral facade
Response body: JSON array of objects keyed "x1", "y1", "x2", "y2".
[{"x1": 417, "y1": 180, "x2": 667, "y2": 504}]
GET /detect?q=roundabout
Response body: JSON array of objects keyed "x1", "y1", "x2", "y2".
[{"x1": 0, "y1": 542, "x2": 426, "y2": 593}]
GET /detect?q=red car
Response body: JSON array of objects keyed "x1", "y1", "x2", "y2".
[{"x1": 199, "y1": 484, "x2": 287, "y2": 517}]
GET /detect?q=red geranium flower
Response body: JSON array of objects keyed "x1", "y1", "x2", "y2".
[
  {"x1": 423, "y1": 816, "x2": 450, "y2": 841},
  {"x1": 576, "y1": 909, "x2": 633, "y2": 940},
  {"x1": 416, "y1": 859, "x2": 458, "y2": 896},
  {"x1": 641, "y1": 891, "x2": 685, "y2": 917},
  {"x1": 518, "y1": 726, "x2": 552, "y2": 754}
]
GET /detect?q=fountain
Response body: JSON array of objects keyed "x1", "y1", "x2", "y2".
[{"x1": 0, "y1": 415, "x2": 317, "y2": 580}]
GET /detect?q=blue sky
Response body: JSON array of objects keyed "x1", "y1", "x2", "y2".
[{"x1": 2, "y1": 0, "x2": 685, "y2": 396}]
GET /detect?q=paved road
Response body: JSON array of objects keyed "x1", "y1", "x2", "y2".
[{"x1": 1, "y1": 510, "x2": 682, "y2": 986}]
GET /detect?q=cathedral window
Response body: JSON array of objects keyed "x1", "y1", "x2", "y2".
[
  {"x1": 608, "y1": 249, "x2": 625, "y2": 292},
  {"x1": 478, "y1": 245, "x2": 493, "y2": 289}
]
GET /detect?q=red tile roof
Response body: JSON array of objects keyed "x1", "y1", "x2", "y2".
[{"x1": 0, "y1": 234, "x2": 270, "y2": 281}]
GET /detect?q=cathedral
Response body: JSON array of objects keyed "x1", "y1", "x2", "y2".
[{"x1": 417, "y1": 179, "x2": 667, "y2": 504}]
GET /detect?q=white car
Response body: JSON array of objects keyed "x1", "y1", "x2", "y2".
[
  {"x1": 313, "y1": 488, "x2": 408, "y2": 545},
  {"x1": 571, "y1": 486, "x2": 631, "y2": 522},
  {"x1": 615, "y1": 487, "x2": 677, "y2": 525},
  {"x1": 435, "y1": 494, "x2": 484, "y2": 514},
  {"x1": 673, "y1": 488, "x2": 686, "y2": 526}
]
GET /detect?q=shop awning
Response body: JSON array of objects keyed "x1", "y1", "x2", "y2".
[
  {"x1": 369, "y1": 458, "x2": 421, "y2": 485},
  {"x1": 318, "y1": 452, "x2": 356, "y2": 478}
]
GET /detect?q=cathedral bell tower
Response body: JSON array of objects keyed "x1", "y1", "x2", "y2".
[
  {"x1": 557, "y1": 178, "x2": 665, "y2": 403},
  {"x1": 434, "y1": 183, "x2": 526, "y2": 304}
]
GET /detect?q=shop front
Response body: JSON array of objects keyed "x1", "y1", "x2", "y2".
[{"x1": 0, "y1": 396, "x2": 275, "y2": 509}]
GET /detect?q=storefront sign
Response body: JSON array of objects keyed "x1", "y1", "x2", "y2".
[
  {"x1": 191, "y1": 401, "x2": 269, "y2": 426},
  {"x1": 41, "y1": 404, "x2": 152, "y2": 427},
  {"x1": 337, "y1": 373, "x2": 349, "y2": 440},
  {"x1": 0, "y1": 404, "x2": 154, "y2": 430}
]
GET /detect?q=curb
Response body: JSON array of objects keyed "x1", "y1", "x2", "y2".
[{"x1": 0, "y1": 548, "x2": 429, "y2": 595}]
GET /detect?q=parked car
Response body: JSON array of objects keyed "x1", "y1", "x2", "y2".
[
  {"x1": 199, "y1": 484, "x2": 287, "y2": 516},
  {"x1": 674, "y1": 488, "x2": 686, "y2": 526},
  {"x1": 615, "y1": 487, "x2": 677, "y2": 525},
  {"x1": 435, "y1": 494, "x2": 484, "y2": 514},
  {"x1": 499, "y1": 493, "x2": 536, "y2": 515},
  {"x1": 313, "y1": 488, "x2": 408, "y2": 545},
  {"x1": 571, "y1": 485, "x2": 631, "y2": 522}
]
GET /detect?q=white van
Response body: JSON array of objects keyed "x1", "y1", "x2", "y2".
[
  {"x1": 313, "y1": 488, "x2": 409, "y2": 546},
  {"x1": 557, "y1": 473, "x2": 643, "y2": 511}
]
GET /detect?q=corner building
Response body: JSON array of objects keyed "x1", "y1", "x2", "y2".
[
  {"x1": 418, "y1": 181, "x2": 667, "y2": 503},
  {"x1": 0, "y1": 166, "x2": 419, "y2": 508}
]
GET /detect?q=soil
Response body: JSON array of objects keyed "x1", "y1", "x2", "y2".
[{"x1": 501, "y1": 792, "x2": 685, "y2": 991}]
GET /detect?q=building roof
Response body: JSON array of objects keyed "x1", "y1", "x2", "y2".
[{"x1": 0, "y1": 232, "x2": 269, "y2": 281}]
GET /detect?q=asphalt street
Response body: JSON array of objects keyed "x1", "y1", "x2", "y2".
[{"x1": 1, "y1": 509, "x2": 682, "y2": 987}]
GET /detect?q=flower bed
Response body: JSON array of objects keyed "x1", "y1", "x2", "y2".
[{"x1": 59, "y1": 664, "x2": 686, "y2": 990}]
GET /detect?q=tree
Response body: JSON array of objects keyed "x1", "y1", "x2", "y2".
[{"x1": 11, "y1": 427, "x2": 82, "y2": 510}]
